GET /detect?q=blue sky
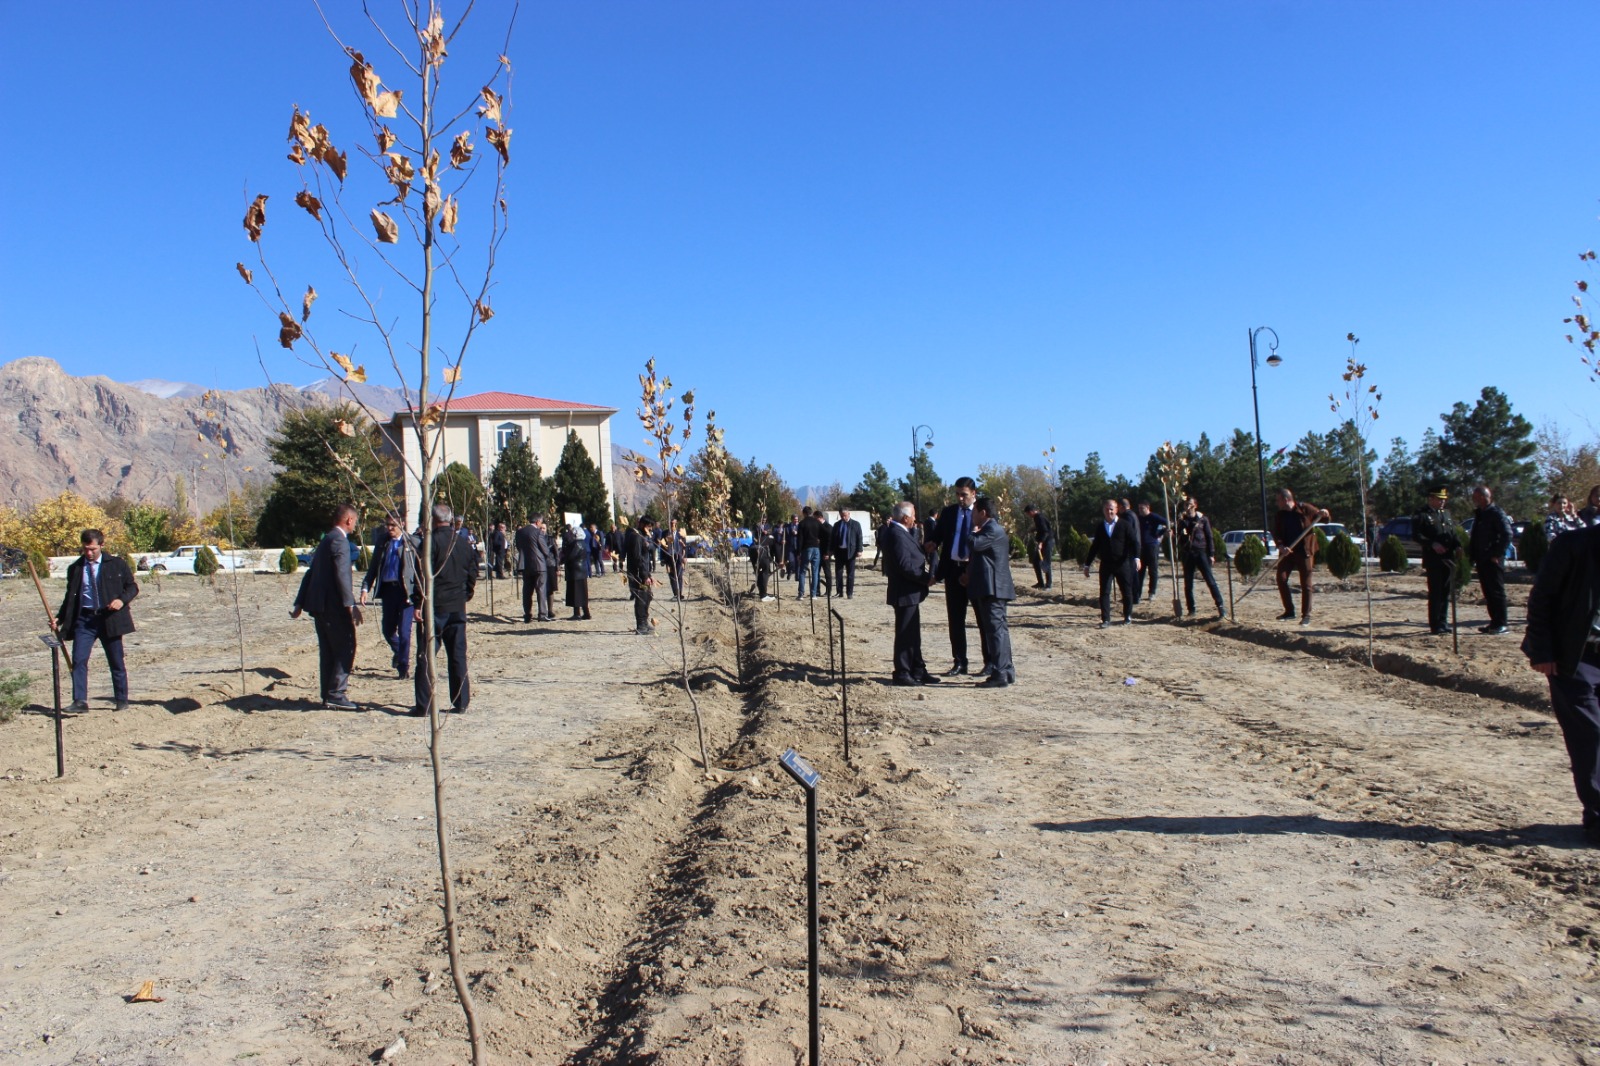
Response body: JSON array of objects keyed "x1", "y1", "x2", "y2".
[{"x1": 3, "y1": 1, "x2": 1596, "y2": 493}]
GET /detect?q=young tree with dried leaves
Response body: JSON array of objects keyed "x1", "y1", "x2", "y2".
[
  {"x1": 1329, "y1": 333, "x2": 1381, "y2": 665},
  {"x1": 237, "y1": 6, "x2": 513, "y2": 1062}
]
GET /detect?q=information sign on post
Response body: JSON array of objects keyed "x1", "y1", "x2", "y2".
[{"x1": 778, "y1": 747, "x2": 822, "y2": 1065}]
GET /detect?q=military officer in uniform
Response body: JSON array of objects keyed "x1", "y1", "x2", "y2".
[{"x1": 1414, "y1": 487, "x2": 1460, "y2": 636}]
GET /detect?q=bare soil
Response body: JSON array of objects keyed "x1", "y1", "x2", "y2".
[{"x1": 1, "y1": 558, "x2": 1596, "y2": 1065}]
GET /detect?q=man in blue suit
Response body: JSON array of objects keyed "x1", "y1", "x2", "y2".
[{"x1": 964, "y1": 497, "x2": 1016, "y2": 687}]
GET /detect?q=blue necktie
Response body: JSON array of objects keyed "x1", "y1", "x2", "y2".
[{"x1": 957, "y1": 508, "x2": 969, "y2": 560}]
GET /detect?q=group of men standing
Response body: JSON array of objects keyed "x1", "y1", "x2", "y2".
[{"x1": 769, "y1": 507, "x2": 865, "y2": 600}]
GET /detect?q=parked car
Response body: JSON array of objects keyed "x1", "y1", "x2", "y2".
[
  {"x1": 145, "y1": 544, "x2": 247, "y2": 574},
  {"x1": 1375, "y1": 516, "x2": 1425, "y2": 557},
  {"x1": 1222, "y1": 529, "x2": 1278, "y2": 560},
  {"x1": 1312, "y1": 522, "x2": 1365, "y2": 554}
]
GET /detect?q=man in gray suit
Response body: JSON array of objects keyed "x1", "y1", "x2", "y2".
[
  {"x1": 292, "y1": 503, "x2": 364, "y2": 709},
  {"x1": 831, "y1": 507, "x2": 865, "y2": 598},
  {"x1": 964, "y1": 496, "x2": 1016, "y2": 687},
  {"x1": 515, "y1": 516, "x2": 556, "y2": 622}
]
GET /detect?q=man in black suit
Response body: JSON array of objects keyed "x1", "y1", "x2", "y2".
[
  {"x1": 1523, "y1": 522, "x2": 1600, "y2": 844},
  {"x1": 931, "y1": 476, "x2": 985, "y2": 675},
  {"x1": 831, "y1": 507, "x2": 864, "y2": 598},
  {"x1": 515, "y1": 517, "x2": 555, "y2": 622},
  {"x1": 1026, "y1": 504, "x2": 1056, "y2": 589},
  {"x1": 486, "y1": 521, "x2": 508, "y2": 578},
  {"x1": 360, "y1": 513, "x2": 421, "y2": 680},
  {"x1": 1082, "y1": 498, "x2": 1141, "y2": 628},
  {"x1": 415, "y1": 504, "x2": 478, "y2": 715},
  {"x1": 622, "y1": 516, "x2": 657, "y2": 634},
  {"x1": 56, "y1": 528, "x2": 139, "y2": 711},
  {"x1": 882, "y1": 501, "x2": 938, "y2": 686},
  {"x1": 292, "y1": 503, "x2": 364, "y2": 709},
  {"x1": 965, "y1": 497, "x2": 1016, "y2": 687}
]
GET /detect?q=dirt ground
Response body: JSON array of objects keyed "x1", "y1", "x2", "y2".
[{"x1": 1, "y1": 556, "x2": 1597, "y2": 1065}]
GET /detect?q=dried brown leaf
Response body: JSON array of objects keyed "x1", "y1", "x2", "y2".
[
  {"x1": 294, "y1": 190, "x2": 323, "y2": 221},
  {"x1": 235, "y1": 262, "x2": 253, "y2": 284},
  {"x1": 243, "y1": 194, "x2": 268, "y2": 242},
  {"x1": 335, "y1": 419, "x2": 356, "y2": 437},
  {"x1": 301, "y1": 286, "x2": 317, "y2": 322},
  {"x1": 374, "y1": 90, "x2": 403, "y2": 118},
  {"x1": 422, "y1": 8, "x2": 447, "y2": 64},
  {"x1": 423, "y1": 181, "x2": 441, "y2": 220},
  {"x1": 442, "y1": 365, "x2": 462, "y2": 384},
  {"x1": 376, "y1": 126, "x2": 396, "y2": 153},
  {"x1": 324, "y1": 146, "x2": 347, "y2": 183},
  {"x1": 370, "y1": 209, "x2": 399, "y2": 243},
  {"x1": 450, "y1": 132, "x2": 473, "y2": 168},
  {"x1": 347, "y1": 364, "x2": 368, "y2": 384},
  {"x1": 385, "y1": 153, "x2": 414, "y2": 199},
  {"x1": 348, "y1": 50, "x2": 381, "y2": 111},
  {"x1": 277, "y1": 312, "x2": 302, "y2": 349},
  {"x1": 419, "y1": 402, "x2": 446, "y2": 426},
  {"x1": 475, "y1": 299, "x2": 494, "y2": 323},
  {"x1": 439, "y1": 196, "x2": 459, "y2": 234},
  {"x1": 331, "y1": 352, "x2": 354, "y2": 374},
  {"x1": 485, "y1": 126, "x2": 511, "y2": 165},
  {"x1": 128, "y1": 981, "x2": 164, "y2": 1004},
  {"x1": 287, "y1": 108, "x2": 314, "y2": 161},
  {"x1": 478, "y1": 87, "x2": 503, "y2": 124}
]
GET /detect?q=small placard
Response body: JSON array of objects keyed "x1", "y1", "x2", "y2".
[
  {"x1": 37, "y1": 633, "x2": 62, "y2": 650},
  {"x1": 779, "y1": 747, "x2": 821, "y2": 791}
]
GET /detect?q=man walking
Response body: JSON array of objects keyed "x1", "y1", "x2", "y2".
[
  {"x1": 797, "y1": 507, "x2": 825, "y2": 598},
  {"x1": 966, "y1": 497, "x2": 1016, "y2": 687},
  {"x1": 56, "y1": 529, "x2": 138, "y2": 711},
  {"x1": 932, "y1": 476, "x2": 985, "y2": 674},
  {"x1": 1522, "y1": 521, "x2": 1600, "y2": 845},
  {"x1": 415, "y1": 504, "x2": 477, "y2": 715},
  {"x1": 1177, "y1": 496, "x2": 1226, "y2": 619},
  {"x1": 1469, "y1": 485, "x2": 1514, "y2": 635},
  {"x1": 360, "y1": 513, "x2": 420, "y2": 679},
  {"x1": 292, "y1": 503, "x2": 363, "y2": 710},
  {"x1": 883, "y1": 502, "x2": 937, "y2": 686},
  {"x1": 1414, "y1": 487, "x2": 1460, "y2": 636},
  {"x1": 622, "y1": 515, "x2": 657, "y2": 634},
  {"x1": 832, "y1": 507, "x2": 863, "y2": 598},
  {"x1": 1083, "y1": 498, "x2": 1140, "y2": 628},
  {"x1": 1273, "y1": 488, "x2": 1330, "y2": 626},
  {"x1": 1026, "y1": 504, "x2": 1055, "y2": 589}
]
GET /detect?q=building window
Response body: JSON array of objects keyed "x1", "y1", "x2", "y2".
[{"x1": 495, "y1": 422, "x2": 521, "y2": 452}]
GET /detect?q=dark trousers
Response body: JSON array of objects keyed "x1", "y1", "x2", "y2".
[
  {"x1": 487, "y1": 549, "x2": 505, "y2": 578},
  {"x1": 1423, "y1": 558, "x2": 1455, "y2": 630},
  {"x1": 943, "y1": 568, "x2": 987, "y2": 668},
  {"x1": 72, "y1": 616, "x2": 128, "y2": 704},
  {"x1": 1476, "y1": 557, "x2": 1508, "y2": 627},
  {"x1": 629, "y1": 578, "x2": 653, "y2": 632},
  {"x1": 833, "y1": 552, "x2": 857, "y2": 597},
  {"x1": 525, "y1": 569, "x2": 551, "y2": 620},
  {"x1": 1276, "y1": 551, "x2": 1314, "y2": 618},
  {"x1": 1032, "y1": 541, "x2": 1055, "y2": 588},
  {"x1": 377, "y1": 581, "x2": 414, "y2": 673},
  {"x1": 415, "y1": 609, "x2": 469, "y2": 712},
  {"x1": 974, "y1": 596, "x2": 1015, "y2": 681},
  {"x1": 1098, "y1": 562, "x2": 1134, "y2": 622},
  {"x1": 589, "y1": 552, "x2": 605, "y2": 578},
  {"x1": 1549, "y1": 657, "x2": 1600, "y2": 828},
  {"x1": 311, "y1": 611, "x2": 355, "y2": 702},
  {"x1": 1182, "y1": 553, "x2": 1224, "y2": 613},
  {"x1": 755, "y1": 562, "x2": 771, "y2": 598},
  {"x1": 1141, "y1": 544, "x2": 1160, "y2": 596},
  {"x1": 892, "y1": 601, "x2": 926, "y2": 681}
]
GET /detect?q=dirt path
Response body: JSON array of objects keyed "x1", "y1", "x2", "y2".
[{"x1": 0, "y1": 560, "x2": 1595, "y2": 1064}]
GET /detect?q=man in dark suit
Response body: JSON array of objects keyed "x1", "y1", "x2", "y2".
[
  {"x1": 515, "y1": 517, "x2": 555, "y2": 622},
  {"x1": 486, "y1": 522, "x2": 508, "y2": 578},
  {"x1": 1082, "y1": 498, "x2": 1141, "y2": 628},
  {"x1": 1026, "y1": 505, "x2": 1056, "y2": 589},
  {"x1": 931, "y1": 476, "x2": 984, "y2": 675},
  {"x1": 1523, "y1": 522, "x2": 1600, "y2": 845},
  {"x1": 965, "y1": 497, "x2": 1016, "y2": 687},
  {"x1": 622, "y1": 516, "x2": 657, "y2": 634},
  {"x1": 796, "y1": 507, "x2": 825, "y2": 598},
  {"x1": 882, "y1": 501, "x2": 938, "y2": 686},
  {"x1": 292, "y1": 503, "x2": 363, "y2": 709},
  {"x1": 831, "y1": 507, "x2": 864, "y2": 598},
  {"x1": 360, "y1": 513, "x2": 421, "y2": 680},
  {"x1": 1469, "y1": 485, "x2": 1514, "y2": 635},
  {"x1": 56, "y1": 528, "x2": 139, "y2": 711},
  {"x1": 415, "y1": 504, "x2": 478, "y2": 715}
]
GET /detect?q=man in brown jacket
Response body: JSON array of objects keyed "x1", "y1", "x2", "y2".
[{"x1": 1273, "y1": 488, "x2": 1330, "y2": 627}]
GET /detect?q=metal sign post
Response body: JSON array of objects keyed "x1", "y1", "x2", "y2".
[
  {"x1": 809, "y1": 583, "x2": 816, "y2": 636},
  {"x1": 39, "y1": 634, "x2": 65, "y2": 778},
  {"x1": 1451, "y1": 576, "x2": 1459, "y2": 656},
  {"x1": 732, "y1": 591, "x2": 744, "y2": 690},
  {"x1": 830, "y1": 609, "x2": 851, "y2": 763},
  {"x1": 778, "y1": 748, "x2": 822, "y2": 1066},
  {"x1": 1225, "y1": 555, "x2": 1235, "y2": 620}
]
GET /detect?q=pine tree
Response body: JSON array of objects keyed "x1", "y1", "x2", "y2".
[
  {"x1": 849, "y1": 462, "x2": 898, "y2": 520},
  {"x1": 487, "y1": 437, "x2": 550, "y2": 526},
  {"x1": 256, "y1": 404, "x2": 397, "y2": 546},
  {"x1": 1418, "y1": 386, "x2": 1540, "y2": 517},
  {"x1": 434, "y1": 462, "x2": 486, "y2": 526},
  {"x1": 550, "y1": 431, "x2": 610, "y2": 526}
]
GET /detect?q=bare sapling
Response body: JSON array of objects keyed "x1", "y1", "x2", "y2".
[
  {"x1": 1156, "y1": 442, "x2": 1190, "y2": 619},
  {"x1": 1329, "y1": 332, "x2": 1382, "y2": 667}
]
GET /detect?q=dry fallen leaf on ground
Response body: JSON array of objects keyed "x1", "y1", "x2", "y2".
[{"x1": 127, "y1": 981, "x2": 164, "y2": 1003}]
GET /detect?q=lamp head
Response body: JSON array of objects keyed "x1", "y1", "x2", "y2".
[{"x1": 1265, "y1": 353, "x2": 1283, "y2": 368}]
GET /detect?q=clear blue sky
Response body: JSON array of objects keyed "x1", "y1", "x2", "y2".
[{"x1": 3, "y1": 2, "x2": 1596, "y2": 493}]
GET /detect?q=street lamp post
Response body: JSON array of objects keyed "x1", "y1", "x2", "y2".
[
  {"x1": 910, "y1": 425, "x2": 934, "y2": 518},
  {"x1": 1247, "y1": 327, "x2": 1283, "y2": 535}
]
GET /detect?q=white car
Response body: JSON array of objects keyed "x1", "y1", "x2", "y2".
[
  {"x1": 145, "y1": 544, "x2": 247, "y2": 574},
  {"x1": 1221, "y1": 529, "x2": 1278, "y2": 560},
  {"x1": 1312, "y1": 522, "x2": 1366, "y2": 553}
]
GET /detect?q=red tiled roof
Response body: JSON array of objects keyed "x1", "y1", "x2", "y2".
[{"x1": 398, "y1": 390, "x2": 615, "y2": 414}]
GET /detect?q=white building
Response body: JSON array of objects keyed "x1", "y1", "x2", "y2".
[{"x1": 384, "y1": 390, "x2": 617, "y2": 526}]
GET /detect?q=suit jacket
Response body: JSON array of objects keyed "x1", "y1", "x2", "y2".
[
  {"x1": 622, "y1": 528, "x2": 655, "y2": 584},
  {"x1": 515, "y1": 524, "x2": 554, "y2": 574},
  {"x1": 362, "y1": 530, "x2": 421, "y2": 599},
  {"x1": 57, "y1": 554, "x2": 139, "y2": 637},
  {"x1": 931, "y1": 502, "x2": 977, "y2": 581},
  {"x1": 1469, "y1": 504, "x2": 1514, "y2": 564},
  {"x1": 832, "y1": 518, "x2": 863, "y2": 558},
  {"x1": 1084, "y1": 515, "x2": 1139, "y2": 569},
  {"x1": 294, "y1": 529, "x2": 354, "y2": 616},
  {"x1": 967, "y1": 519, "x2": 1016, "y2": 601},
  {"x1": 1522, "y1": 523, "x2": 1600, "y2": 677},
  {"x1": 882, "y1": 521, "x2": 931, "y2": 607},
  {"x1": 428, "y1": 526, "x2": 478, "y2": 613}
]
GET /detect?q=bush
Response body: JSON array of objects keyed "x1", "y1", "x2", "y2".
[
  {"x1": 0, "y1": 669, "x2": 28, "y2": 723},
  {"x1": 1518, "y1": 521, "x2": 1548, "y2": 574},
  {"x1": 193, "y1": 545, "x2": 220, "y2": 578},
  {"x1": 1311, "y1": 525, "x2": 1330, "y2": 555},
  {"x1": 1453, "y1": 546, "x2": 1474, "y2": 593},
  {"x1": 1211, "y1": 527, "x2": 1225, "y2": 561},
  {"x1": 278, "y1": 546, "x2": 300, "y2": 574},
  {"x1": 1324, "y1": 532, "x2": 1363, "y2": 580},
  {"x1": 27, "y1": 548, "x2": 50, "y2": 578},
  {"x1": 1378, "y1": 535, "x2": 1410, "y2": 574},
  {"x1": 1061, "y1": 527, "x2": 1092, "y2": 564},
  {"x1": 1234, "y1": 534, "x2": 1267, "y2": 578}
]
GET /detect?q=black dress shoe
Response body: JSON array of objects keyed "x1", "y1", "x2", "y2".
[
  {"x1": 1481, "y1": 625, "x2": 1509, "y2": 635},
  {"x1": 323, "y1": 697, "x2": 359, "y2": 710},
  {"x1": 916, "y1": 674, "x2": 942, "y2": 685},
  {"x1": 891, "y1": 676, "x2": 920, "y2": 687},
  {"x1": 1430, "y1": 626, "x2": 1452, "y2": 635},
  {"x1": 978, "y1": 675, "x2": 1011, "y2": 688},
  {"x1": 1121, "y1": 616, "x2": 1133, "y2": 626},
  {"x1": 523, "y1": 616, "x2": 533, "y2": 623},
  {"x1": 1098, "y1": 620, "x2": 1112, "y2": 629},
  {"x1": 71, "y1": 700, "x2": 90, "y2": 711},
  {"x1": 1277, "y1": 611, "x2": 1297, "y2": 621},
  {"x1": 942, "y1": 663, "x2": 968, "y2": 676},
  {"x1": 973, "y1": 666, "x2": 997, "y2": 679},
  {"x1": 114, "y1": 701, "x2": 130, "y2": 712}
]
